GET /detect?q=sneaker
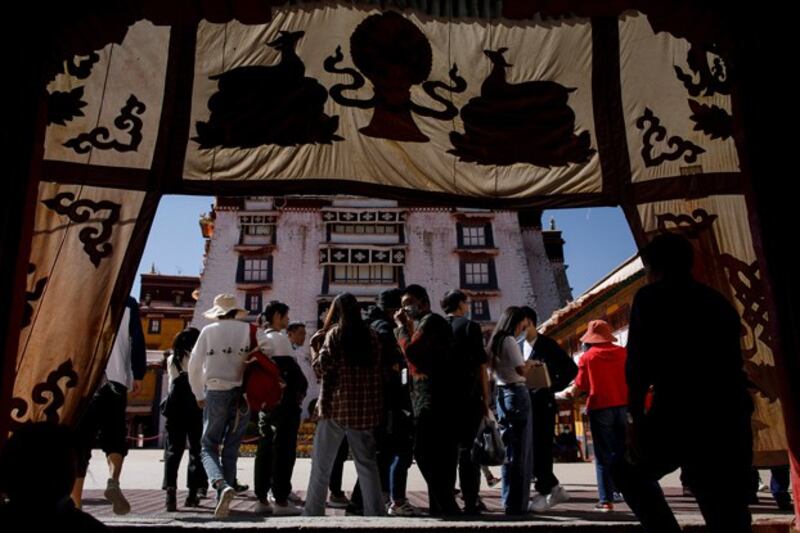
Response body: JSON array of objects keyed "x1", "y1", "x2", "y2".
[
  {"x1": 254, "y1": 499, "x2": 274, "y2": 515},
  {"x1": 328, "y1": 493, "x2": 350, "y2": 509},
  {"x1": 272, "y1": 500, "x2": 303, "y2": 516},
  {"x1": 234, "y1": 482, "x2": 249, "y2": 494},
  {"x1": 215, "y1": 486, "x2": 235, "y2": 518},
  {"x1": 594, "y1": 502, "x2": 614, "y2": 512},
  {"x1": 388, "y1": 501, "x2": 419, "y2": 517},
  {"x1": 612, "y1": 492, "x2": 625, "y2": 503},
  {"x1": 287, "y1": 491, "x2": 304, "y2": 505},
  {"x1": 528, "y1": 493, "x2": 548, "y2": 513},
  {"x1": 546, "y1": 485, "x2": 570, "y2": 508},
  {"x1": 104, "y1": 478, "x2": 131, "y2": 515}
]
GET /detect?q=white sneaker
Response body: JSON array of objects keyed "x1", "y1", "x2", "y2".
[
  {"x1": 255, "y1": 499, "x2": 273, "y2": 515},
  {"x1": 272, "y1": 500, "x2": 303, "y2": 516},
  {"x1": 214, "y1": 486, "x2": 235, "y2": 519},
  {"x1": 104, "y1": 478, "x2": 131, "y2": 515},
  {"x1": 547, "y1": 485, "x2": 570, "y2": 508},
  {"x1": 528, "y1": 493, "x2": 548, "y2": 513}
]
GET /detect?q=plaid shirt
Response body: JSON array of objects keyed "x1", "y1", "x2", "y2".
[{"x1": 311, "y1": 326, "x2": 383, "y2": 430}]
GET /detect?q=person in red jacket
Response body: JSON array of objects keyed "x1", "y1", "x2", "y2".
[{"x1": 574, "y1": 320, "x2": 627, "y2": 512}]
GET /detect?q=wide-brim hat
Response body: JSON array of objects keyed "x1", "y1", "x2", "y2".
[
  {"x1": 203, "y1": 293, "x2": 248, "y2": 320},
  {"x1": 580, "y1": 320, "x2": 617, "y2": 344}
]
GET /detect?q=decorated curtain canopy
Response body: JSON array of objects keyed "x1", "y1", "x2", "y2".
[{"x1": 10, "y1": 1, "x2": 789, "y2": 466}]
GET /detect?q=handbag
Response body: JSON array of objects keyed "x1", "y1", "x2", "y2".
[
  {"x1": 160, "y1": 355, "x2": 198, "y2": 418},
  {"x1": 471, "y1": 414, "x2": 507, "y2": 466}
]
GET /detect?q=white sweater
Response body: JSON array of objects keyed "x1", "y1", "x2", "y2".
[
  {"x1": 188, "y1": 320, "x2": 251, "y2": 400},
  {"x1": 256, "y1": 328, "x2": 294, "y2": 358}
]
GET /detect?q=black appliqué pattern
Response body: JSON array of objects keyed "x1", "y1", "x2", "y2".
[
  {"x1": 688, "y1": 100, "x2": 732, "y2": 140},
  {"x1": 42, "y1": 192, "x2": 121, "y2": 268},
  {"x1": 48, "y1": 86, "x2": 89, "y2": 126},
  {"x1": 22, "y1": 264, "x2": 48, "y2": 329},
  {"x1": 449, "y1": 47, "x2": 594, "y2": 167},
  {"x1": 195, "y1": 31, "x2": 341, "y2": 148},
  {"x1": 324, "y1": 11, "x2": 466, "y2": 142},
  {"x1": 64, "y1": 95, "x2": 145, "y2": 154},
  {"x1": 64, "y1": 52, "x2": 101, "y2": 80},
  {"x1": 10, "y1": 360, "x2": 79, "y2": 430},
  {"x1": 674, "y1": 44, "x2": 730, "y2": 98},
  {"x1": 673, "y1": 44, "x2": 733, "y2": 142},
  {"x1": 719, "y1": 254, "x2": 780, "y2": 403},
  {"x1": 636, "y1": 108, "x2": 705, "y2": 167},
  {"x1": 47, "y1": 53, "x2": 100, "y2": 126}
]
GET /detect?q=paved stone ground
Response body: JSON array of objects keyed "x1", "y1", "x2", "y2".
[{"x1": 80, "y1": 450, "x2": 793, "y2": 530}]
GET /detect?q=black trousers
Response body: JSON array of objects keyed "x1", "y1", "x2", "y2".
[
  {"x1": 254, "y1": 402, "x2": 301, "y2": 501},
  {"x1": 614, "y1": 416, "x2": 753, "y2": 533},
  {"x1": 454, "y1": 402, "x2": 483, "y2": 508},
  {"x1": 530, "y1": 390, "x2": 559, "y2": 495},
  {"x1": 414, "y1": 407, "x2": 460, "y2": 515},
  {"x1": 162, "y1": 407, "x2": 207, "y2": 490}
]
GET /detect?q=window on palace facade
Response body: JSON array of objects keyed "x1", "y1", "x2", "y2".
[
  {"x1": 460, "y1": 260, "x2": 498, "y2": 289},
  {"x1": 332, "y1": 223, "x2": 399, "y2": 235},
  {"x1": 470, "y1": 299, "x2": 491, "y2": 321},
  {"x1": 456, "y1": 222, "x2": 494, "y2": 248},
  {"x1": 331, "y1": 264, "x2": 398, "y2": 284},
  {"x1": 236, "y1": 256, "x2": 273, "y2": 283},
  {"x1": 239, "y1": 215, "x2": 276, "y2": 245},
  {"x1": 148, "y1": 318, "x2": 161, "y2": 334},
  {"x1": 245, "y1": 293, "x2": 263, "y2": 316}
]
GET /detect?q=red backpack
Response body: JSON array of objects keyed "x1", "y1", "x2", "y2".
[{"x1": 243, "y1": 324, "x2": 284, "y2": 412}]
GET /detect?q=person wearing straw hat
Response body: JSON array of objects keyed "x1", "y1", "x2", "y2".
[
  {"x1": 188, "y1": 294, "x2": 252, "y2": 519},
  {"x1": 574, "y1": 319, "x2": 628, "y2": 512}
]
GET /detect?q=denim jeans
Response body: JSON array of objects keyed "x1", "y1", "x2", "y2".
[
  {"x1": 302, "y1": 418, "x2": 385, "y2": 516},
  {"x1": 497, "y1": 383, "x2": 532, "y2": 514},
  {"x1": 588, "y1": 405, "x2": 627, "y2": 503},
  {"x1": 200, "y1": 388, "x2": 249, "y2": 488}
]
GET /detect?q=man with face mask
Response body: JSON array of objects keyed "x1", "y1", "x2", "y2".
[{"x1": 394, "y1": 284, "x2": 461, "y2": 516}]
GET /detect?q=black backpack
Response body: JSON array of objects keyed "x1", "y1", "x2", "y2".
[{"x1": 160, "y1": 356, "x2": 199, "y2": 418}]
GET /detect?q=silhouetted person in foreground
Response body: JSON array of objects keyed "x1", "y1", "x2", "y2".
[
  {"x1": 0, "y1": 423, "x2": 109, "y2": 532},
  {"x1": 619, "y1": 233, "x2": 753, "y2": 533}
]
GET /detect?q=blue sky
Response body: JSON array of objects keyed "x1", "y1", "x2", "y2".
[{"x1": 132, "y1": 196, "x2": 639, "y2": 304}]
